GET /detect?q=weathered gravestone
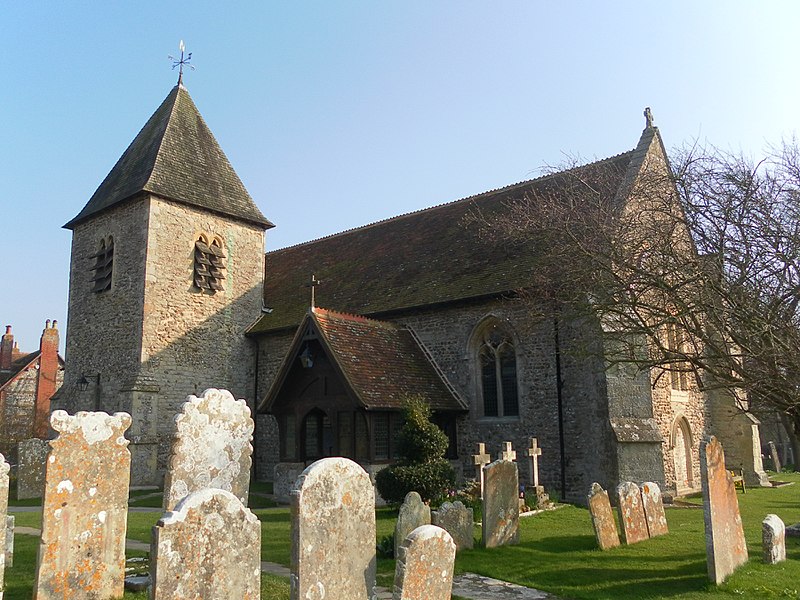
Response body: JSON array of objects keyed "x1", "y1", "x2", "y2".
[
  {"x1": 150, "y1": 488, "x2": 261, "y2": 599},
  {"x1": 0, "y1": 454, "x2": 8, "y2": 597},
  {"x1": 762, "y1": 514, "x2": 786, "y2": 564},
  {"x1": 5, "y1": 515, "x2": 13, "y2": 569},
  {"x1": 616, "y1": 481, "x2": 649, "y2": 545},
  {"x1": 393, "y1": 524, "x2": 456, "y2": 600},
  {"x1": 482, "y1": 459, "x2": 519, "y2": 548},
  {"x1": 17, "y1": 438, "x2": 49, "y2": 500},
  {"x1": 432, "y1": 501, "x2": 474, "y2": 551},
  {"x1": 472, "y1": 443, "x2": 491, "y2": 499},
  {"x1": 588, "y1": 483, "x2": 620, "y2": 550},
  {"x1": 291, "y1": 457, "x2": 376, "y2": 600},
  {"x1": 641, "y1": 481, "x2": 668, "y2": 537},
  {"x1": 701, "y1": 436, "x2": 748, "y2": 584},
  {"x1": 34, "y1": 411, "x2": 132, "y2": 600},
  {"x1": 524, "y1": 437, "x2": 550, "y2": 508},
  {"x1": 394, "y1": 491, "x2": 431, "y2": 558},
  {"x1": 501, "y1": 441, "x2": 517, "y2": 462},
  {"x1": 163, "y1": 388, "x2": 254, "y2": 511},
  {"x1": 768, "y1": 441, "x2": 782, "y2": 472}
]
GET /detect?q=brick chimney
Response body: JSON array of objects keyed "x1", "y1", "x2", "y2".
[
  {"x1": 33, "y1": 320, "x2": 60, "y2": 439},
  {"x1": 0, "y1": 325, "x2": 13, "y2": 370}
]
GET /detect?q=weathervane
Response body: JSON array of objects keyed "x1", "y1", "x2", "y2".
[{"x1": 169, "y1": 40, "x2": 195, "y2": 85}]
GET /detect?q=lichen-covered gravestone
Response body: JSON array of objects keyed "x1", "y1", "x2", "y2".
[
  {"x1": 0, "y1": 454, "x2": 8, "y2": 598},
  {"x1": 432, "y1": 501, "x2": 474, "y2": 551},
  {"x1": 150, "y1": 488, "x2": 261, "y2": 599},
  {"x1": 5, "y1": 515, "x2": 13, "y2": 569},
  {"x1": 482, "y1": 459, "x2": 519, "y2": 548},
  {"x1": 34, "y1": 411, "x2": 132, "y2": 600},
  {"x1": 701, "y1": 436, "x2": 748, "y2": 584},
  {"x1": 588, "y1": 483, "x2": 620, "y2": 550},
  {"x1": 762, "y1": 514, "x2": 786, "y2": 564},
  {"x1": 163, "y1": 388, "x2": 254, "y2": 511},
  {"x1": 393, "y1": 525, "x2": 456, "y2": 600},
  {"x1": 17, "y1": 438, "x2": 49, "y2": 500},
  {"x1": 641, "y1": 481, "x2": 668, "y2": 537},
  {"x1": 291, "y1": 457, "x2": 376, "y2": 600},
  {"x1": 616, "y1": 481, "x2": 649, "y2": 545},
  {"x1": 394, "y1": 491, "x2": 431, "y2": 558}
]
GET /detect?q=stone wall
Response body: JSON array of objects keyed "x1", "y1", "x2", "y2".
[{"x1": 0, "y1": 368, "x2": 36, "y2": 459}]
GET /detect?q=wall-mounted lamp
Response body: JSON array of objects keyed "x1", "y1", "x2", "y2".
[
  {"x1": 77, "y1": 373, "x2": 100, "y2": 392},
  {"x1": 299, "y1": 346, "x2": 314, "y2": 369}
]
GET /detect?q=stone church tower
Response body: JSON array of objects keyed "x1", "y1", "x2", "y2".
[{"x1": 56, "y1": 83, "x2": 272, "y2": 485}]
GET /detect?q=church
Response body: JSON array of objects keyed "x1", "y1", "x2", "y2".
[{"x1": 53, "y1": 83, "x2": 767, "y2": 503}]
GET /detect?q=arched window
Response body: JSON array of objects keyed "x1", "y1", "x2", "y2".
[
  {"x1": 90, "y1": 236, "x2": 113, "y2": 293},
  {"x1": 476, "y1": 321, "x2": 519, "y2": 417},
  {"x1": 194, "y1": 234, "x2": 226, "y2": 292}
]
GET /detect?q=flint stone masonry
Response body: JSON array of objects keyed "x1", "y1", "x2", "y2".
[
  {"x1": 701, "y1": 436, "x2": 748, "y2": 584},
  {"x1": 482, "y1": 459, "x2": 519, "y2": 548},
  {"x1": 641, "y1": 482, "x2": 668, "y2": 537},
  {"x1": 432, "y1": 501, "x2": 474, "y2": 551},
  {"x1": 17, "y1": 438, "x2": 49, "y2": 500},
  {"x1": 393, "y1": 525, "x2": 456, "y2": 600},
  {"x1": 0, "y1": 454, "x2": 7, "y2": 597},
  {"x1": 162, "y1": 388, "x2": 254, "y2": 511},
  {"x1": 34, "y1": 410, "x2": 132, "y2": 600},
  {"x1": 762, "y1": 514, "x2": 786, "y2": 564},
  {"x1": 587, "y1": 483, "x2": 620, "y2": 550},
  {"x1": 616, "y1": 481, "x2": 649, "y2": 545},
  {"x1": 394, "y1": 491, "x2": 431, "y2": 559},
  {"x1": 5, "y1": 515, "x2": 13, "y2": 569},
  {"x1": 150, "y1": 488, "x2": 261, "y2": 599},
  {"x1": 291, "y1": 457, "x2": 376, "y2": 600}
]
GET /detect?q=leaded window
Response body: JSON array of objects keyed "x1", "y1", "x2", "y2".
[
  {"x1": 478, "y1": 324, "x2": 519, "y2": 417},
  {"x1": 194, "y1": 235, "x2": 226, "y2": 292},
  {"x1": 90, "y1": 236, "x2": 114, "y2": 293}
]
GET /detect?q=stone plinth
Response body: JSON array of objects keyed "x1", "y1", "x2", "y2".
[
  {"x1": 394, "y1": 491, "x2": 431, "y2": 558},
  {"x1": 17, "y1": 438, "x2": 49, "y2": 500},
  {"x1": 482, "y1": 459, "x2": 519, "y2": 548},
  {"x1": 641, "y1": 482, "x2": 668, "y2": 537},
  {"x1": 588, "y1": 483, "x2": 619, "y2": 550},
  {"x1": 393, "y1": 525, "x2": 456, "y2": 600},
  {"x1": 432, "y1": 501, "x2": 474, "y2": 551},
  {"x1": 762, "y1": 514, "x2": 786, "y2": 564}
]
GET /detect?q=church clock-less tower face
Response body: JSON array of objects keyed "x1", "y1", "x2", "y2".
[{"x1": 57, "y1": 83, "x2": 273, "y2": 485}]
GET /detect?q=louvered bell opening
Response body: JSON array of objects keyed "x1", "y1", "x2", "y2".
[
  {"x1": 209, "y1": 256, "x2": 225, "y2": 268},
  {"x1": 195, "y1": 240, "x2": 211, "y2": 254},
  {"x1": 208, "y1": 244, "x2": 226, "y2": 258},
  {"x1": 195, "y1": 252, "x2": 212, "y2": 266},
  {"x1": 194, "y1": 264, "x2": 211, "y2": 277},
  {"x1": 209, "y1": 278, "x2": 224, "y2": 291},
  {"x1": 209, "y1": 268, "x2": 225, "y2": 279},
  {"x1": 194, "y1": 275, "x2": 212, "y2": 290},
  {"x1": 92, "y1": 274, "x2": 112, "y2": 292}
]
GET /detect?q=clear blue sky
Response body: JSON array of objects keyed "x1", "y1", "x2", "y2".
[{"x1": 2, "y1": 2, "x2": 799, "y2": 354}]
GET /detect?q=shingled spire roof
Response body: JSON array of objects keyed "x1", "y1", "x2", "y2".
[{"x1": 64, "y1": 85, "x2": 273, "y2": 230}]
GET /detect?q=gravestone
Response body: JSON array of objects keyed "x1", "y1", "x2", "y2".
[
  {"x1": 501, "y1": 442, "x2": 517, "y2": 462},
  {"x1": 291, "y1": 457, "x2": 376, "y2": 600},
  {"x1": 482, "y1": 459, "x2": 519, "y2": 548},
  {"x1": 587, "y1": 483, "x2": 620, "y2": 550},
  {"x1": 393, "y1": 525, "x2": 456, "y2": 600},
  {"x1": 394, "y1": 491, "x2": 431, "y2": 558},
  {"x1": 701, "y1": 436, "x2": 748, "y2": 584},
  {"x1": 163, "y1": 388, "x2": 254, "y2": 511},
  {"x1": 0, "y1": 455, "x2": 7, "y2": 596},
  {"x1": 525, "y1": 437, "x2": 542, "y2": 487},
  {"x1": 34, "y1": 410, "x2": 132, "y2": 600},
  {"x1": 17, "y1": 438, "x2": 49, "y2": 500},
  {"x1": 150, "y1": 488, "x2": 261, "y2": 599},
  {"x1": 472, "y1": 443, "x2": 491, "y2": 499},
  {"x1": 641, "y1": 481, "x2": 668, "y2": 537},
  {"x1": 762, "y1": 514, "x2": 786, "y2": 564},
  {"x1": 768, "y1": 441, "x2": 782, "y2": 472},
  {"x1": 5, "y1": 515, "x2": 13, "y2": 568},
  {"x1": 432, "y1": 501, "x2": 474, "y2": 551},
  {"x1": 616, "y1": 481, "x2": 649, "y2": 545}
]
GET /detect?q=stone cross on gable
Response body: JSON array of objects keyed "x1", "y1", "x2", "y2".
[
  {"x1": 526, "y1": 437, "x2": 542, "y2": 487},
  {"x1": 501, "y1": 442, "x2": 516, "y2": 462},
  {"x1": 472, "y1": 443, "x2": 491, "y2": 499}
]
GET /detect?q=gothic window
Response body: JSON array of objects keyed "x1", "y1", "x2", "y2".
[
  {"x1": 477, "y1": 322, "x2": 519, "y2": 417},
  {"x1": 90, "y1": 236, "x2": 113, "y2": 293},
  {"x1": 194, "y1": 235, "x2": 226, "y2": 292},
  {"x1": 666, "y1": 322, "x2": 689, "y2": 391}
]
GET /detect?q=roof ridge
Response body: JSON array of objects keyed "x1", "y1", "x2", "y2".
[
  {"x1": 313, "y1": 306, "x2": 390, "y2": 326},
  {"x1": 267, "y1": 149, "x2": 636, "y2": 255}
]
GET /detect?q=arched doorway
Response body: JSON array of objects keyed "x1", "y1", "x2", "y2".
[{"x1": 672, "y1": 416, "x2": 694, "y2": 492}]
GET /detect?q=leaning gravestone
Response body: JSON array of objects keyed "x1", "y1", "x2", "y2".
[
  {"x1": 762, "y1": 514, "x2": 786, "y2": 564},
  {"x1": 0, "y1": 455, "x2": 8, "y2": 596},
  {"x1": 17, "y1": 438, "x2": 49, "y2": 499},
  {"x1": 617, "y1": 481, "x2": 649, "y2": 545},
  {"x1": 482, "y1": 459, "x2": 519, "y2": 548},
  {"x1": 163, "y1": 388, "x2": 254, "y2": 511},
  {"x1": 393, "y1": 525, "x2": 456, "y2": 600},
  {"x1": 701, "y1": 436, "x2": 748, "y2": 584},
  {"x1": 34, "y1": 411, "x2": 132, "y2": 600},
  {"x1": 768, "y1": 441, "x2": 782, "y2": 472},
  {"x1": 588, "y1": 483, "x2": 620, "y2": 550},
  {"x1": 641, "y1": 481, "x2": 668, "y2": 537},
  {"x1": 5, "y1": 515, "x2": 13, "y2": 569},
  {"x1": 151, "y1": 488, "x2": 261, "y2": 599},
  {"x1": 394, "y1": 491, "x2": 431, "y2": 558},
  {"x1": 432, "y1": 501, "x2": 474, "y2": 551},
  {"x1": 291, "y1": 457, "x2": 376, "y2": 600}
]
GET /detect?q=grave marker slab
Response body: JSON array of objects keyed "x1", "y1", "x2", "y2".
[
  {"x1": 393, "y1": 525, "x2": 456, "y2": 600},
  {"x1": 17, "y1": 438, "x2": 49, "y2": 500},
  {"x1": 482, "y1": 459, "x2": 519, "y2": 548},
  {"x1": 291, "y1": 457, "x2": 376, "y2": 600},
  {"x1": 616, "y1": 481, "x2": 649, "y2": 545},
  {"x1": 641, "y1": 482, "x2": 668, "y2": 537},
  {"x1": 525, "y1": 438, "x2": 542, "y2": 487},
  {"x1": 432, "y1": 501, "x2": 474, "y2": 551},
  {"x1": 151, "y1": 488, "x2": 261, "y2": 599},
  {"x1": 587, "y1": 483, "x2": 620, "y2": 550},
  {"x1": 472, "y1": 443, "x2": 491, "y2": 499},
  {"x1": 701, "y1": 436, "x2": 748, "y2": 584},
  {"x1": 394, "y1": 491, "x2": 431, "y2": 559},
  {"x1": 768, "y1": 441, "x2": 782, "y2": 472},
  {"x1": 163, "y1": 388, "x2": 254, "y2": 511},
  {"x1": 762, "y1": 514, "x2": 786, "y2": 564},
  {"x1": 34, "y1": 410, "x2": 132, "y2": 600}
]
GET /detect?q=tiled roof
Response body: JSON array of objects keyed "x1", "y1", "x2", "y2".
[
  {"x1": 65, "y1": 85, "x2": 272, "y2": 230},
  {"x1": 0, "y1": 351, "x2": 39, "y2": 388},
  {"x1": 249, "y1": 150, "x2": 637, "y2": 334}
]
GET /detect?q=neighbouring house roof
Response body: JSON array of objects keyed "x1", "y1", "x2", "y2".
[
  {"x1": 260, "y1": 308, "x2": 466, "y2": 413},
  {"x1": 64, "y1": 85, "x2": 273, "y2": 230},
  {"x1": 0, "y1": 351, "x2": 39, "y2": 389}
]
